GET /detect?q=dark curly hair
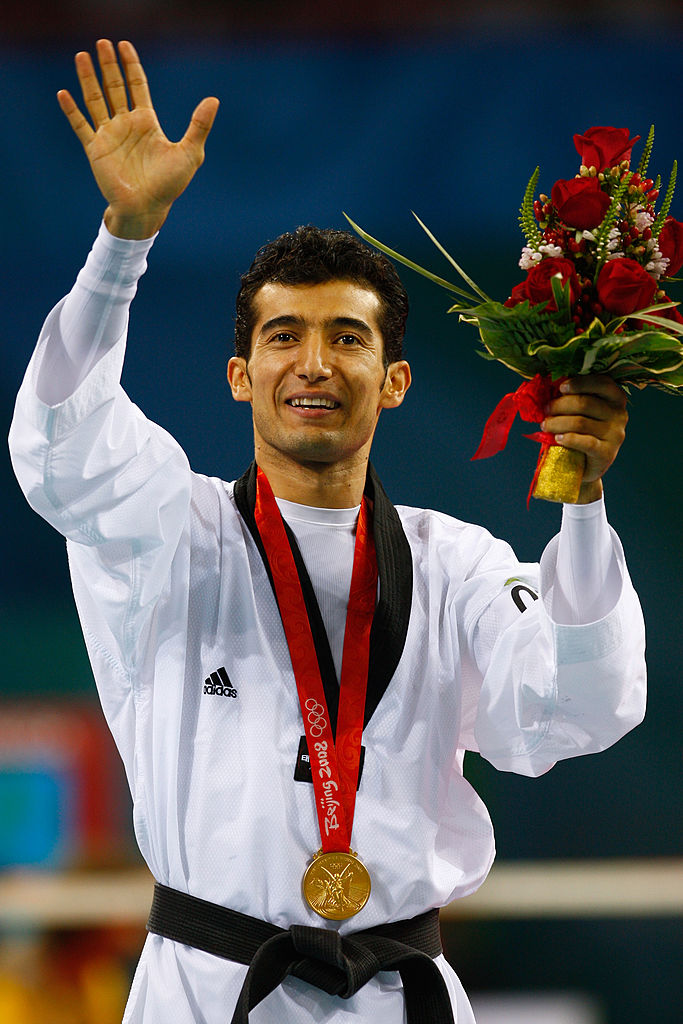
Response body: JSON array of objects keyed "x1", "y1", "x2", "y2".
[{"x1": 234, "y1": 225, "x2": 408, "y2": 366}]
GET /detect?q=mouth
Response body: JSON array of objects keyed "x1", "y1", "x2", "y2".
[{"x1": 285, "y1": 396, "x2": 341, "y2": 412}]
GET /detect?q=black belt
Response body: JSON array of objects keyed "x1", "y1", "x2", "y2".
[{"x1": 147, "y1": 882, "x2": 455, "y2": 1023}]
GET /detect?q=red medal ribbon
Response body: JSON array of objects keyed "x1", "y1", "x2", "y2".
[
  {"x1": 253, "y1": 467, "x2": 377, "y2": 854},
  {"x1": 471, "y1": 373, "x2": 566, "y2": 505}
]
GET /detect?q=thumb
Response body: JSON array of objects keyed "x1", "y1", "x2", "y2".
[{"x1": 182, "y1": 96, "x2": 220, "y2": 155}]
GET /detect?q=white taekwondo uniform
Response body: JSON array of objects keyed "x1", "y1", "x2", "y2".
[{"x1": 9, "y1": 225, "x2": 647, "y2": 1024}]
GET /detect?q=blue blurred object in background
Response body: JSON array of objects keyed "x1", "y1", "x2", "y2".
[{"x1": 0, "y1": 768, "x2": 68, "y2": 868}]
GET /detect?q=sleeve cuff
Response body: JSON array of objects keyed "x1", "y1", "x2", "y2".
[
  {"x1": 75, "y1": 220, "x2": 157, "y2": 293},
  {"x1": 98, "y1": 218, "x2": 159, "y2": 254},
  {"x1": 561, "y1": 494, "x2": 606, "y2": 521}
]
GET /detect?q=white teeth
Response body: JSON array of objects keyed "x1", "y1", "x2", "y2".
[{"x1": 289, "y1": 397, "x2": 338, "y2": 409}]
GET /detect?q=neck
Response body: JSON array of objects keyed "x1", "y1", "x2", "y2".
[{"x1": 255, "y1": 450, "x2": 368, "y2": 508}]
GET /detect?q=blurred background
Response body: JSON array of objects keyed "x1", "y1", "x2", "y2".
[{"x1": 1, "y1": 2, "x2": 682, "y2": 1021}]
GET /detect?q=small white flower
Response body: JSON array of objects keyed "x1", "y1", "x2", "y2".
[
  {"x1": 519, "y1": 246, "x2": 543, "y2": 270},
  {"x1": 647, "y1": 247, "x2": 669, "y2": 280},
  {"x1": 582, "y1": 230, "x2": 596, "y2": 242},
  {"x1": 632, "y1": 206, "x2": 654, "y2": 233},
  {"x1": 539, "y1": 243, "x2": 564, "y2": 258}
]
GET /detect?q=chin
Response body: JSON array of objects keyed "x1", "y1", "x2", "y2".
[
  {"x1": 284, "y1": 438, "x2": 344, "y2": 463},
  {"x1": 255, "y1": 420, "x2": 371, "y2": 467}
]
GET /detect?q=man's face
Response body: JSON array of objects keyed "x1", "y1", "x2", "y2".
[{"x1": 227, "y1": 279, "x2": 410, "y2": 473}]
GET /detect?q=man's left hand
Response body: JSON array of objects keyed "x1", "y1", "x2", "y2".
[{"x1": 542, "y1": 374, "x2": 628, "y2": 504}]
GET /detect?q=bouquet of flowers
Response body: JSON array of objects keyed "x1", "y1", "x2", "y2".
[{"x1": 346, "y1": 125, "x2": 683, "y2": 503}]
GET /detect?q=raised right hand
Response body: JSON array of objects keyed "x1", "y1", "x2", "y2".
[{"x1": 57, "y1": 39, "x2": 220, "y2": 238}]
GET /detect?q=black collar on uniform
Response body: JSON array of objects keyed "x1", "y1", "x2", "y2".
[{"x1": 233, "y1": 461, "x2": 413, "y2": 729}]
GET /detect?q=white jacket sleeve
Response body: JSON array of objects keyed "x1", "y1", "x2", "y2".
[
  {"x1": 8, "y1": 225, "x2": 192, "y2": 672},
  {"x1": 465, "y1": 500, "x2": 646, "y2": 777}
]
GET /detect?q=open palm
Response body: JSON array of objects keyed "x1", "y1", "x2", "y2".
[{"x1": 58, "y1": 40, "x2": 219, "y2": 237}]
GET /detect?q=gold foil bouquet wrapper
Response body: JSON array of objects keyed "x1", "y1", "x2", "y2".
[{"x1": 533, "y1": 446, "x2": 585, "y2": 504}]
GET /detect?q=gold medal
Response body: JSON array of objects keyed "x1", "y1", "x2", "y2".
[{"x1": 302, "y1": 849, "x2": 372, "y2": 920}]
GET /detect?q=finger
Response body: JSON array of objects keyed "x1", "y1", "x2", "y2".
[
  {"x1": 552, "y1": 432, "x2": 618, "y2": 482},
  {"x1": 74, "y1": 49, "x2": 111, "y2": 128},
  {"x1": 181, "y1": 96, "x2": 220, "y2": 154},
  {"x1": 57, "y1": 89, "x2": 95, "y2": 147},
  {"x1": 547, "y1": 393, "x2": 626, "y2": 427},
  {"x1": 544, "y1": 404, "x2": 628, "y2": 447},
  {"x1": 554, "y1": 431, "x2": 607, "y2": 457},
  {"x1": 544, "y1": 413, "x2": 615, "y2": 440},
  {"x1": 96, "y1": 38, "x2": 129, "y2": 115},
  {"x1": 560, "y1": 374, "x2": 627, "y2": 408},
  {"x1": 118, "y1": 40, "x2": 154, "y2": 110}
]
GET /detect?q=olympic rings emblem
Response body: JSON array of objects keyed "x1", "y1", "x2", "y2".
[{"x1": 305, "y1": 698, "x2": 327, "y2": 737}]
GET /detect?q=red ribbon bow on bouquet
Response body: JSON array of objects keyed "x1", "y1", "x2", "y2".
[{"x1": 472, "y1": 374, "x2": 566, "y2": 505}]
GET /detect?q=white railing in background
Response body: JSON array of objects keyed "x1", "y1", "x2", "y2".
[{"x1": 0, "y1": 858, "x2": 680, "y2": 928}]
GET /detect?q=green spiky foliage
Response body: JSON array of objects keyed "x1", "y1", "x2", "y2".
[
  {"x1": 653, "y1": 161, "x2": 678, "y2": 237},
  {"x1": 636, "y1": 124, "x2": 655, "y2": 178},
  {"x1": 592, "y1": 172, "x2": 632, "y2": 277},
  {"x1": 519, "y1": 167, "x2": 542, "y2": 248}
]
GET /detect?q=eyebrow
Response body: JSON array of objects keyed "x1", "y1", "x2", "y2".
[{"x1": 257, "y1": 314, "x2": 375, "y2": 338}]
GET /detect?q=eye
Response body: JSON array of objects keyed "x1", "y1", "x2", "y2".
[
  {"x1": 337, "y1": 334, "x2": 360, "y2": 346},
  {"x1": 271, "y1": 331, "x2": 296, "y2": 344}
]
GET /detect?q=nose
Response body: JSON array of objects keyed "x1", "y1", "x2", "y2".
[{"x1": 293, "y1": 335, "x2": 332, "y2": 382}]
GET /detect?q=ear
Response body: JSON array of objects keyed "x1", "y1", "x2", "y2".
[
  {"x1": 379, "y1": 360, "x2": 411, "y2": 409},
  {"x1": 228, "y1": 357, "x2": 252, "y2": 402}
]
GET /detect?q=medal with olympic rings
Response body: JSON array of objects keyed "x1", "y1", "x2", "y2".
[{"x1": 254, "y1": 468, "x2": 376, "y2": 920}]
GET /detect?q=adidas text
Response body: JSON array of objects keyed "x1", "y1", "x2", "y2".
[{"x1": 204, "y1": 667, "x2": 238, "y2": 698}]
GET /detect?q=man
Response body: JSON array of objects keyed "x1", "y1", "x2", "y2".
[{"x1": 9, "y1": 40, "x2": 645, "y2": 1024}]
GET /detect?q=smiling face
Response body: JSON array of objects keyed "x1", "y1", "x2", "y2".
[{"x1": 227, "y1": 279, "x2": 411, "y2": 505}]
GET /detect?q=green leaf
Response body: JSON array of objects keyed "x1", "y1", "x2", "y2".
[
  {"x1": 632, "y1": 300, "x2": 682, "y2": 315},
  {"x1": 527, "y1": 331, "x2": 589, "y2": 365},
  {"x1": 342, "y1": 214, "x2": 481, "y2": 304},
  {"x1": 455, "y1": 298, "x2": 683, "y2": 392},
  {"x1": 610, "y1": 355, "x2": 683, "y2": 387},
  {"x1": 632, "y1": 314, "x2": 683, "y2": 335},
  {"x1": 549, "y1": 274, "x2": 573, "y2": 321},
  {"x1": 411, "y1": 212, "x2": 491, "y2": 302},
  {"x1": 460, "y1": 301, "x2": 578, "y2": 377}
]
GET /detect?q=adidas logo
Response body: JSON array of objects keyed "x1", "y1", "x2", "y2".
[{"x1": 204, "y1": 666, "x2": 238, "y2": 698}]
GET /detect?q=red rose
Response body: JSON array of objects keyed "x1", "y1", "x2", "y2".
[
  {"x1": 596, "y1": 258, "x2": 657, "y2": 316},
  {"x1": 505, "y1": 258, "x2": 579, "y2": 311},
  {"x1": 658, "y1": 296, "x2": 683, "y2": 325},
  {"x1": 551, "y1": 178, "x2": 611, "y2": 230},
  {"x1": 573, "y1": 126, "x2": 640, "y2": 171},
  {"x1": 658, "y1": 217, "x2": 683, "y2": 278},
  {"x1": 504, "y1": 280, "x2": 531, "y2": 307},
  {"x1": 525, "y1": 258, "x2": 580, "y2": 310}
]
